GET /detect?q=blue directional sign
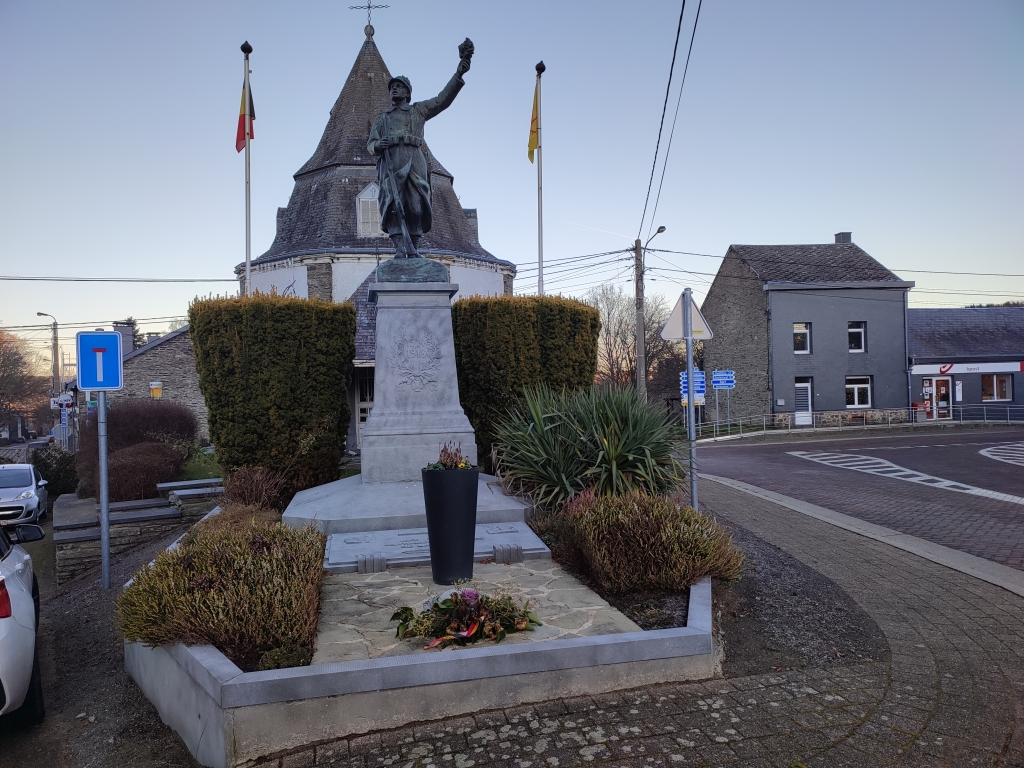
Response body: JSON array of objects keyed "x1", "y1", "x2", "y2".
[
  {"x1": 76, "y1": 331, "x2": 124, "y2": 391},
  {"x1": 712, "y1": 370, "x2": 736, "y2": 390},
  {"x1": 679, "y1": 370, "x2": 706, "y2": 394}
]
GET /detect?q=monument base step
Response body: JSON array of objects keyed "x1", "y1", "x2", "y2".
[
  {"x1": 282, "y1": 473, "x2": 530, "y2": 534},
  {"x1": 324, "y1": 521, "x2": 550, "y2": 573}
]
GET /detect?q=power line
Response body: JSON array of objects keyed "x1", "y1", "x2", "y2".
[
  {"x1": 645, "y1": 0, "x2": 703, "y2": 241},
  {"x1": 647, "y1": 249, "x2": 1024, "y2": 278},
  {"x1": 637, "y1": 0, "x2": 688, "y2": 240},
  {"x1": 0, "y1": 276, "x2": 236, "y2": 283}
]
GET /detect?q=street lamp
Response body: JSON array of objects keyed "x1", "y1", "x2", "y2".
[
  {"x1": 36, "y1": 312, "x2": 59, "y2": 396},
  {"x1": 634, "y1": 226, "x2": 666, "y2": 401}
]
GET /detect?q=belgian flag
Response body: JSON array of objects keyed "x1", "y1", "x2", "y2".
[{"x1": 235, "y1": 81, "x2": 255, "y2": 153}]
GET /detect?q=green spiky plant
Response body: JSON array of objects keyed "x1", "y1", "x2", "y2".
[{"x1": 492, "y1": 384, "x2": 685, "y2": 511}]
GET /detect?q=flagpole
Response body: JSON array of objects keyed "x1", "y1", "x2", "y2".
[
  {"x1": 242, "y1": 41, "x2": 253, "y2": 297},
  {"x1": 535, "y1": 61, "x2": 545, "y2": 296}
]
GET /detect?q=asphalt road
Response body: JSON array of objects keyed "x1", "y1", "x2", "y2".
[{"x1": 697, "y1": 427, "x2": 1024, "y2": 570}]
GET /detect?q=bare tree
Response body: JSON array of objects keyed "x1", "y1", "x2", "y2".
[
  {"x1": 584, "y1": 284, "x2": 682, "y2": 388},
  {"x1": 0, "y1": 331, "x2": 49, "y2": 419}
]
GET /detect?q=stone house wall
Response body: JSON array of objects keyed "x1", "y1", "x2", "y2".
[
  {"x1": 699, "y1": 255, "x2": 772, "y2": 418},
  {"x1": 107, "y1": 329, "x2": 209, "y2": 440}
]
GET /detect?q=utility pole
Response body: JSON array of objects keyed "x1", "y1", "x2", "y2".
[
  {"x1": 634, "y1": 239, "x2": 646, "y2": 401},
  {"x1": 37, "y1": 312, "x2": 59, "y2": 395},
  {"x1": 634, "y1": 226, "x2": 666, "y2": 401}
]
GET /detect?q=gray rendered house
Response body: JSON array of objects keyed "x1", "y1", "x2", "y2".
[{"x1": 700, "y1": 234, "x2": 915, "y2": 422}]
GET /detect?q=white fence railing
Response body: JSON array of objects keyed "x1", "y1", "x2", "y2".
[{"x1": 672, "y1": 404, "x2": 1024, "y2": 441}]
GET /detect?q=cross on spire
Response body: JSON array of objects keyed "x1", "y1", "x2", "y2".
[{"x1": 349, "y1": 1, "x2": 389, "y2": 26}]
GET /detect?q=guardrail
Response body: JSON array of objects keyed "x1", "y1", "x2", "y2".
[{"x1": 671, "y1": 404, "x2": 1024, "y2": 441}]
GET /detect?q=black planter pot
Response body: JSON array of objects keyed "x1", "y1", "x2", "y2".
[{"x1": 421, "y1": 467, "x2": 479, "y2": 585}]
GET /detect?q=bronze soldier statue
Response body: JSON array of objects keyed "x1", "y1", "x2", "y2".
[{"x1": 368, "y1": 39, "x2": 474, "y2": 259}]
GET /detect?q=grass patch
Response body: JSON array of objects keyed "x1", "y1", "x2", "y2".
[
  {"x1": 181, "y1": 450, "x2": 221, "y2": 481},
  {"x1": 116, "y1": 521, "x2": 326, "y2": 671}
]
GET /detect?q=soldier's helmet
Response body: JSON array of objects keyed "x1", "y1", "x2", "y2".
[{"x1": 388, "y1": 76, "x2": 412, "y2": 98}]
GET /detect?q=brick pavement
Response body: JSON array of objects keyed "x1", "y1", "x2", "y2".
[
  {"x1": 250, "y1": 481, "x2": 1024, "y2": 768},
  {"x1": 698, "y1": 431, "x2": 1024, "y2": 570}
]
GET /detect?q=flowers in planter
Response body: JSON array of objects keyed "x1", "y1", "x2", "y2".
[
  {"x1": 426, "y1": 441, "x2": 473, "y2": 471},
  {"x1": 391, "y1": 586, "x2": 542, "y2": 649}
]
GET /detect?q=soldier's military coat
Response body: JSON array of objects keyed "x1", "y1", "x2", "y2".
[{"x1": 367, "y1": 73, "x2": 465, "y2": 237}]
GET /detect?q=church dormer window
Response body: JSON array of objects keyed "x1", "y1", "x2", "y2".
[{"x1": 357, "y1": 183, "x2": 385, "y2": 238}]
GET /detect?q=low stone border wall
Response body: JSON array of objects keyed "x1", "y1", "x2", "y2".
[
  {"x1": 54, "y1": 499, "x2": 216, "y2": 583},
  {"x1": 125, "y1": 578, "x2": 714, "y2": 768}
]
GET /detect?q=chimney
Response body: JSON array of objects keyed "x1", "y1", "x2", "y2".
[
  {"x1": 834, "y1": 232, "x2": 852, "y2": 244},
  {"x1": 113, "y1": 321, "x2": 135, "y2": 355},
  {"x1": 463, "y1": 208, "x2": 479, "y2": 243},
  {"x1": 146, "y1": 332, "x2": 162, "y2": 345}
]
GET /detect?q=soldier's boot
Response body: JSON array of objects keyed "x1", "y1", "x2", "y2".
[
  {"x1": 390, "y1": 234, "x2": 407, "y2": 259},
  {"x1": 409, "y1": 235, "x2": 422, "y2": 258}
]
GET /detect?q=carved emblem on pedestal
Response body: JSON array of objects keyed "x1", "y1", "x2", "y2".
[{"x1": 392, "y1": 330, "x2": 442, "y2": 391}]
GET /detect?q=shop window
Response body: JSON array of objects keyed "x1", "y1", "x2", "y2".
[
  {"x1": 793, "y1": 322, "x2": 811, "y2": 354},
  {"x1": 981, "y1": 374, "x2": 1013, "y2": 402},
  {"x1": 848, "y1": 321, "x2": 866, "y2": 352},
  {"x1": 845, "y1": 376, "x2": 871, "y2": 408}
]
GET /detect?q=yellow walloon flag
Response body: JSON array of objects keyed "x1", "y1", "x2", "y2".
[{"x1": 528, "y1": 80, "x2": 539, "y2": 163}]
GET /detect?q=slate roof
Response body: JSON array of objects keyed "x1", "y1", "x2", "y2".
[
  {"x1": 908, "y1": 308, "x2": 1024, "y2": 361},
  {"x1": 253, "y1": 32, "x2": 503, "y2": 267},
  {"x1": 123, "y1": 326, "x2": 189, "y2": 361},
  {"x1": 728, "y1": 244, "x2": 903, "y2": 284}
]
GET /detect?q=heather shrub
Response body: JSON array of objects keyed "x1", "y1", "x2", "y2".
[
  {"x1": 107, "y1": 442, "x2": 185, "y2": 502},
  {"x1": 31, "y1": 446, "x2": 78, "y2": 496},
  {"x1": 493, "y1": 385, "x2": 684, "y2": 510},
  {"x1": 116, "y1": 522, "x2": 327, "y2": 671},
  {"x1": 561, "y1": 490, "x2": 743, "y2": 594},
  {"x1": 196, "y1": 502, "x2": 281, "y2": 534},
  {"x1": 224, "y1": 467, "x2": 286, "y2": 510}
]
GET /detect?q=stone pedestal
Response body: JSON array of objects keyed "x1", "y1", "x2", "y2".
[{"x1": 359, "y1": 282, "x2": 477, "y2": 483}]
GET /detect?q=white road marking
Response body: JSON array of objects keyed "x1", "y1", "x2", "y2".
[
  {"x1": 980, "y1": 442, "x2": 1024, "y2": 468},
  {"x1": 787, "y1": 451, "x2": 1024, "y2": 505}
]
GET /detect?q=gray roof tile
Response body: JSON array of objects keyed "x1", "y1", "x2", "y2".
[
  {"x1": 908, "y1": 308, "x2": 1024, "y2": 360},
  {"x1": 729, "y1": 243, "x2": 902, "y2": 284}
]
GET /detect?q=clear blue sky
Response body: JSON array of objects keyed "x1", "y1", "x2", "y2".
[{"x1": 1, "y1": 0, "x2": 1022, "y2": 362}]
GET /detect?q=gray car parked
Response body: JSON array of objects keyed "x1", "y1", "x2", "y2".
[{"x1": 0, "y1": 465, "x2": 48, "y2": 527}]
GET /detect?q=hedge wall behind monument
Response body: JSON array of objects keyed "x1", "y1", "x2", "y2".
[
  {"x1": 188, "y1": 295, "x2": 355, "y2": 497},
  {"x1": 452, "y1": 295, "x2": 600, "y2": 463}
]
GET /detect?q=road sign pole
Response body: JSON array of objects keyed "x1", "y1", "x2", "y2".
[
  {"x1": 684, "y1": 288, "x2": 697, "y2": 509},
  {"x1": 98, "y1": 391, "x2": 110, "y2": 590}
]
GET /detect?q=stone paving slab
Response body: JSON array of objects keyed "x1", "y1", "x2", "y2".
[
  {"x1": 324, "y1": 522, "x2": 550, "y2": 573},
  {"x1": 313, "y1": 561, "x2": 641, "y2": 664},
  {"x1": 255, "y1": 476, "x2": 1024, "y2": 768}
]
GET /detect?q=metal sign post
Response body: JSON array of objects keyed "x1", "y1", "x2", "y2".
[
  {"x1": 76, "y1": 331, "x2": 124, "y2": 590},
  {"x1": 683, "y1": 289, "x2": 697, "y2": 509}
]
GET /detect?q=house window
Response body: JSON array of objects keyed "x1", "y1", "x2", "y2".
[
  {"x1": 793, "y1": 323, "x2": 811, "y2": 354},
  {"x1": 848, "y1": 321, "x2": 866, "y2": 352},
  {"x1": 356, "y1": 183, "x2": 385, "y2": 238},
  {"x1": 845, "y1": 376, "x2": 872, "y2": 408},
  {"x1": 981, "y1": 374, "x2": 1013, "y2": 402}
]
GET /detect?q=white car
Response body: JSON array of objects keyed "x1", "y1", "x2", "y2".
[
  {"x1": 0, "y1": 464, "x2": 49, "y2": 527},
  {"x1": 0, "y1": 523, "x2": 44, "y2": 725}
]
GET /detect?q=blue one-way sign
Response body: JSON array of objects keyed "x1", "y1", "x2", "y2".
[{"x1": 76, "y1": 331, "x2": 124, "y2": 391}]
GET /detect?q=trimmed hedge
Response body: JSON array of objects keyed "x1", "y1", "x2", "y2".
[
  {"x1": 452, "y1": 295, "x2": 600, "y2": 463},
  {"x1": 31, "y1": 446, "x2": 78, "y2": 496},
  {"x1": 188, "y1": 295, "x2": 355, "y2": 499}
]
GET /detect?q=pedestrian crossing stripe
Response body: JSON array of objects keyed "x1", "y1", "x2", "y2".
[
  {"x1": 787, "y1": 451, "x2": 1024, "y2": 506},
  {"x1": 979, "y1": 442, "x2": 1024, "y2": 468}
]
